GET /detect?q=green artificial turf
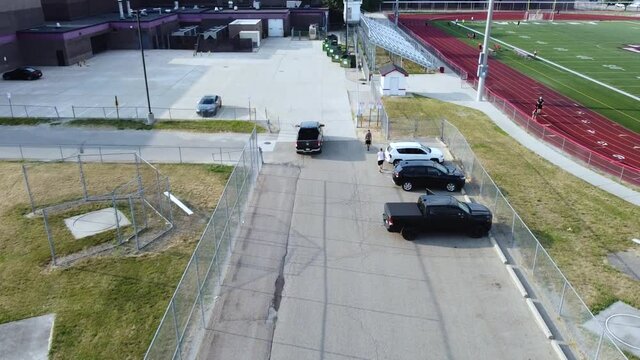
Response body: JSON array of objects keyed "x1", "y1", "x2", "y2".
[{"x1": 434, "y1": 20, "x2": 640, "y2": 133}]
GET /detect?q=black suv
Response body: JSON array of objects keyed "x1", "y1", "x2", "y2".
[
  {"x1": 295, "y1": 121, "x2": 324, "y2": 154},
  {"x1": 392, "y1": 160, "x2": 465, "y2": 192}
]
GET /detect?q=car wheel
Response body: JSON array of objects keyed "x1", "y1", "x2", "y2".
[
  {"x1": 401, "y1": 227, "x2": 417, "y2": 241},
  {"x1": 402, "y1": 181, "x2": 413, "y2": 191},
  {"x1": 469, "y1": 226, "x2": 487, "y2": 238},
  {"x1": 445, "y1": 182, "x2": 457, "y2": 192},
  {"x1": 393, "y1": 159, "x2": 401, "y2": 166}
]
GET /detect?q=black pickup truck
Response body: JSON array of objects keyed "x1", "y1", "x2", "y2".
[
  {"x1": 295, "y1": 121, "x2": 324, "y2": 154},
  {"x1": 383, "y1": 194, "x2": 492, "y2": 240}
]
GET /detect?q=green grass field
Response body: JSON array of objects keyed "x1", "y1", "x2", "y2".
[
  {"x1": 0, "y1": 163, "x2": 232, "y2": 359},
  {"x1": 435, "y1": 20, "x2": 640, "y2": 133}
]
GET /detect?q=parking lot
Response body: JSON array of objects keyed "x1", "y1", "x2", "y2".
[
  {"x1": 0, "y1": 38, "x2": 355, "y2": 140},
  {"x1": 199, "y1": 138, "x2": 556, "y2": 359}
]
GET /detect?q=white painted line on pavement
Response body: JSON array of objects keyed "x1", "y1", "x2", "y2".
[{"x1": 526, "y1": 298, "x2": 554, "y2": 340}]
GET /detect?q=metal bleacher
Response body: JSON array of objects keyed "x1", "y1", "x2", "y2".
[{"x1": 360, "y1": 14, "x2": 437, "y2": 70}]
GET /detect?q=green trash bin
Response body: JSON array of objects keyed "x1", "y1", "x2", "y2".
[{"x1": 332, "y1": 51, "x2": 344, "y2": 62}]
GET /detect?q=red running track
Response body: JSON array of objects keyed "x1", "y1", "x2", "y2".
[{"x1": 398, "y1": 13, "x2": 640, "y2": 181}]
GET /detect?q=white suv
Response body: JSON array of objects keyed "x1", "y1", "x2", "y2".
[{"x1": 384, "y1": 142, "x2": 444, "y2": 165}]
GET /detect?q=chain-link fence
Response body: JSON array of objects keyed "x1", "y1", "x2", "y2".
[
  {"x1": 22, "y1": 153, "x2": 174, "y2": 267},
  {"x1": 0, "y1": 104, "x2": 257, "y2": 121},
  {"x1": 0, "y1": 144, "x2": 245, "y2": 165},
  {"x1": 144, "y1": 128, "x2": 262, "y2": 359},
  {"x1": 439, "y1": 119, "x2": 628, "y2": 360}
]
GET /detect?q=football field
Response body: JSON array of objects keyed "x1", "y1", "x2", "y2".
[{"x1": 437, "y1": 20, "x2": 640, "y2": 132}]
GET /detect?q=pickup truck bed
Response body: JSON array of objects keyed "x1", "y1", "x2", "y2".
[{"x1": 384, "y1": 203, "x2": 421, "y2": 217}]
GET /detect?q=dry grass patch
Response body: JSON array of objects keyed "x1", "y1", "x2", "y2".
[
  {"x1": 0, "y1": 161, "x2": 232, "y2": 359},
  {"x1": 383, "y1": 96, "x2": 640, "y2": 311}
]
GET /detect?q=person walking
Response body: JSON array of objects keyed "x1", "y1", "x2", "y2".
[
  {"x1": 364, "y1": 130, "x2": 372, "y2": 151},
  {"x1": 535, "y1": 95, "x2": 544, "y2": 115},
  {"x1": 377, "y1": 148, "x2": 385, "y2": 173}
]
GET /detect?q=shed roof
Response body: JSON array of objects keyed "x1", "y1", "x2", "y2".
[{"x1": 379, "y1": 64, "x2": 409, "y2": 77}]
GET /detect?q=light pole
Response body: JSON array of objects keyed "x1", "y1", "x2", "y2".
[
  {"x1": 135, "y1": 11, "x2": 155, "y2": 125},
  {"x1": 476, "y1": 0, "x2": 495, "y2": 102}
]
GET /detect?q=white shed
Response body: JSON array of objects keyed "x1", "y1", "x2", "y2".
[{"x1": 379, "y1": 64, "x2": 409, "y2": 96}]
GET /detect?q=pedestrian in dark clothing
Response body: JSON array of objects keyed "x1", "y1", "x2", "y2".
[
  {"x1": 365, "y1": 130, "x2": 372, "y2": 151},
  {"x1": 535, "y1": 96, "x2": 544, "y2": 115}
]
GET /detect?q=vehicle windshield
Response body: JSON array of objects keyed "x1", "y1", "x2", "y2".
[
  {"x1": 432, "y1": 162, "x2": 448, "y2": 173},
  {"x1": 457, "y1": 200, "x2": 470, "y2": 214},
  {"x1": 200, "y1": 98, "x2": 215, "y2": 105},
  {"x1": 421, "y1": 145, "x2": 431, "y2": 154},
  {"x1": 24, "y1": 67, "x2": 37, "y2": 72},
  {"x1": 298, "y1": 128, "x2": 319, "y2": 139}
]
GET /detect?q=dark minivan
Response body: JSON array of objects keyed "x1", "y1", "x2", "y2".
[
  {"x1": 392, "y1": 160, "x2": 465, "y2": 192},
  {"x1": 295, "y1": 121, "x2": 324, "y2": 154}
]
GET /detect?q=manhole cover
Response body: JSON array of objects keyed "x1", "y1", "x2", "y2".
[{"x1": 264, "y1": 141, "x2": 272, "y2": 145}]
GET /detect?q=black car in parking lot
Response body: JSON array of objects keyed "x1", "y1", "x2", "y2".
[
  {"x1": 3, "y1": 67, "x2": 42, "y2": 81},
  {"x1": 295, "y1": 121, "x2": 324, "y2": 154},
  {"x1": 392, "y1": 160, "x2": 466, "y2": 192}
]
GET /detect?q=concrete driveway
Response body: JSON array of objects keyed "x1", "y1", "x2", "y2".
[{"x1": 199, "y1": 139, "x2": 556, "y2": 360}]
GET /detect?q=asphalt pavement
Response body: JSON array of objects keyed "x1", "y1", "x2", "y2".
[{"x1": 198, "y1": 139, "x2": 555, "y2": 360}]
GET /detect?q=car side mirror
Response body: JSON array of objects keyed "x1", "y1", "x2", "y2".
[{"x1": 295, "y1": 125, "x2": 300, "y2": 128}]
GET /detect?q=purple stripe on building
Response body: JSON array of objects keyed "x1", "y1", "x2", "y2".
[
  {"x1": 0, "y1": 34, "x2": 18, "y2": 45},
  {"x1": 62, "y1": 22, "x2": 110, "y2": 40}
]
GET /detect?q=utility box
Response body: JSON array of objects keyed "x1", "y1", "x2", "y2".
[
  {"x1": 239, "y1": 30, "x2": 260, "y2": 47},
  {"x1": 229, "y1": 19, "x2": 262, "y2": 39}
]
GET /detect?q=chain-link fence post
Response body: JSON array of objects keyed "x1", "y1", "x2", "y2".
[
  {"x1": 113, "y1": 193, "x2": 122, "y2": 244},
  {"x1": 531, "y1": 242, "x2": 540, "y2": 273},
  {"x1": 171, "y1": 300, "x2": 183, "y2": 360},
  {"x1": 43, "y1": 209, "x2": 57, "y2": 266},
  {"x1": 194, "y1": 253, "x2": 206, "y2": 328},
  {"x1": 129, "y1": 195, "x2": 140, "y2": 250},
  {"x1": 22, "y1": 164, "x2": 36, "y2": 213},
  {"x1": 78, "y1": 155, "x2": 89, "y2": 200},
  {"x1": 165, "y1": 177, "x2": 174, "y2": 224}
]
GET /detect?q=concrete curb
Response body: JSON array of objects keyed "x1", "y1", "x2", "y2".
[
  {"x1": 489, "y1": 235, "x2": 508, "y2": 264},
  {"x1": 526, "y1": 298, "x2": 554, "y2": 340},
  {"x1": 551, "y1": 340, "x2": 569, "y2": 360},
  {"x1": 506, "y1": 265, "x2": 528, "y2": 298}
]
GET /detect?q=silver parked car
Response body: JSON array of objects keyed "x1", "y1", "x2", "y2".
[{"x1": 196, "y1": 95, "x2": 222, "y2": 117}]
